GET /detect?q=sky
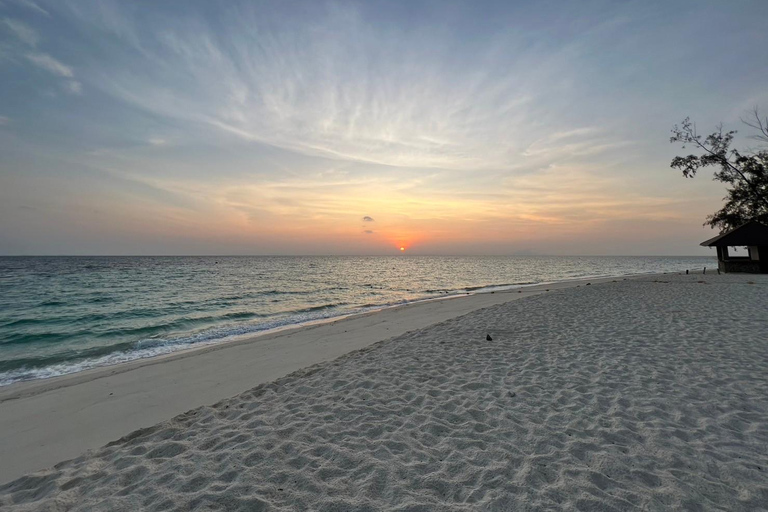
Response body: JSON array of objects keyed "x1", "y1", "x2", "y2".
[{"x1": 1, "y1": 0, "x2": 766, "y2": 255}]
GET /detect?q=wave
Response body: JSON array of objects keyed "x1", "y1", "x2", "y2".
[
  {"x1": 462, "y1": 281, "x2": 538, "y2": 292},
  {"x1": 39, "y1": 300, "x2": 66, "y2": 307},
  {"x1": 0, "y1": 285, "x2": 541, "y2": 384},
  {"x1": 0, "y1": 292, "x2": 448, "y2": 386},
  {"x1": 0, "y1": 302, "x2": 363, "y2": 386},
  {"x1": 0, "y1": 256, "x2": 711, "y2": 387},
  {"x1": 261, "y1": 289, "x2": 311, "y2": 296}
]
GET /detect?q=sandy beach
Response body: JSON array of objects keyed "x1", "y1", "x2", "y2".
[
  {"x1": 0, "y1": 275, "x2": 624, "y2": 484},
  {"x1": 1, "y1": 273, "x2": 767, "y2": 510}
]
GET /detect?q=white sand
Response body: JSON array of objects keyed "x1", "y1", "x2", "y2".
[
  {"x1": 0, "y1": 275, "x2": 622, "y2": 484},
  {"x1": 2, "y1": 273, "x2": 768, "y2": 510}
]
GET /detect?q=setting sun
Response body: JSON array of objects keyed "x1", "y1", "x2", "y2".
[{"x1": 400, "y1": 247, "x2": 405, "y2": 252}]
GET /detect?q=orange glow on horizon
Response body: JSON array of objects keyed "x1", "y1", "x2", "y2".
[{"x1": 385, "y1": 232, "x2": 424, "y2": 254}]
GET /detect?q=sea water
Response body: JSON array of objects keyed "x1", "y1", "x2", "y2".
[{"x1": 0, "y1": 255, "x2": 714, "y2": 385}]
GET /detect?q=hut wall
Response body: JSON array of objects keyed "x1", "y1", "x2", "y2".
[{"x1": 719, "y1": 259, "x2": 762, "y2": 273}]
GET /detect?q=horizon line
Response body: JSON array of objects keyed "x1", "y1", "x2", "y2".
[{"x1": 0, "y1": 254, "x2": 715, "y2": 258}]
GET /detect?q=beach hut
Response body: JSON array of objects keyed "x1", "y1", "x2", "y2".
[{"x1": 700, "y1": 220, "x2": 768, "y2": 273}]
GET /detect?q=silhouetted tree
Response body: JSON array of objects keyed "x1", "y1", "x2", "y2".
[{"x1": 670, "y1": 108, "x2": 768, "y2": 232}]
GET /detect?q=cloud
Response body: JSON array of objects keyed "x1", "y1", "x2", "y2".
[
  {"x1": 362, "y1": 216, "x2": 374, "y2": 222},
  {"x1": 363, "y1": 230, "x2": 374, "y2": 234},
  {"x1": 26, "y1": 53, "x2": 74, "y2": 77},
  {"x1": 13, "y1": 0, "x2": 50, "y2": 17},
  {"x1": 0, "y1": 115, "x2": 9, "y2": 125},
  {"x1": 2, "y1": 17, "x2": 38, "y2": 46},
  {"x1": 64, "y1": 80, "x2": 82, "y2": 94},
  {"x1": 148, "y1": 138, "x2": 168, "y2": 146},
  {"x1": 521, "y1": 128, "x2": 632, "y2": 159},
  {"x1": 72, "y1": 3, "x2": 638, "y2": 171},
  {"x1": 25, "y1": 52, "x2": 82, "y2": 95}
]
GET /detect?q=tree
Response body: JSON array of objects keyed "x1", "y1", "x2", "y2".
[{"x1": 670, "y1": 108, "x2": 768, "y2": 232}]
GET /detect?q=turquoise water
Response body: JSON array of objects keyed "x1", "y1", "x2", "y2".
[{"x1": 0, "y1": 256, "x2": 714, "y2": 385}]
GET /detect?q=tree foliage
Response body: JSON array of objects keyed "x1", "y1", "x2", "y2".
[{"x1": 670, "y1": 108, "x2": 768, "y2": 232}]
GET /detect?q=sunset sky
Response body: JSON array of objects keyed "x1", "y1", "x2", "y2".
[{"x1": 1, "y1": 0, "x2": 766, "y2": 255}]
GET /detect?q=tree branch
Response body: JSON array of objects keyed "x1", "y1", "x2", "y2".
[
  {"x1": 741, "y1": 106, "x2": 768, "y2": 144},
  {"x1": 683, "y1": 123, "x2": 768, "y2": 210}
]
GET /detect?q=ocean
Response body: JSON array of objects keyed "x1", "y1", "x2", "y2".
[{"x1": 0, "y1": 255, "x2": 714, "y2": 386}]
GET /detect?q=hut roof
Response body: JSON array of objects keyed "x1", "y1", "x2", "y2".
[{"x1": 700, "y1": 220, "x2": 768, "y2": 247}]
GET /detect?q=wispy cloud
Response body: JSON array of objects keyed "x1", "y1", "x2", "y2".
[
  {"x1": 2, "y1": 17, "x2": 38, "y2": 46},
  {"x1": 0, "y1": 115, "x2": 10, "y2": 125},
  {"x1": 362, "y1": 216, "x2": 374, "y2": 222},
  {"x1": 522, "y1": 129, "x2": 633, "y2": 159},
  {"x1": 1, "y1": 13, "x2": 83, "y2": 99},
  {"x1": 12, "y1": 0, "x2": 50, "y2": 17},
  {"x1": 63, "y1": 80, "x2": 81, "y2": 94},
  {"x1": 26, "y1": 52, "x2": 74, "y2": 77},
  {"x1": 68, "y1": 3, "x2": 632, "y2": 171}
]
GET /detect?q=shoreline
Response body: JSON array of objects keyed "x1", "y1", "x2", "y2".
[
  {"x1": 0, "y1": 269, "x2": 680, "y2": 392},
  {"x1": 0, "y1": 272, "x2": 652, "y2": 484}
]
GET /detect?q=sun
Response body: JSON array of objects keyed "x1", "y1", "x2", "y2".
[{"x1": 400, "y1": 247, "x2": 405, "y2": 252}]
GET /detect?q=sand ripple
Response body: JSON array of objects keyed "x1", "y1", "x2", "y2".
[{"x1": 1, "y1": 274, "x2": 767, "y2": 510}]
